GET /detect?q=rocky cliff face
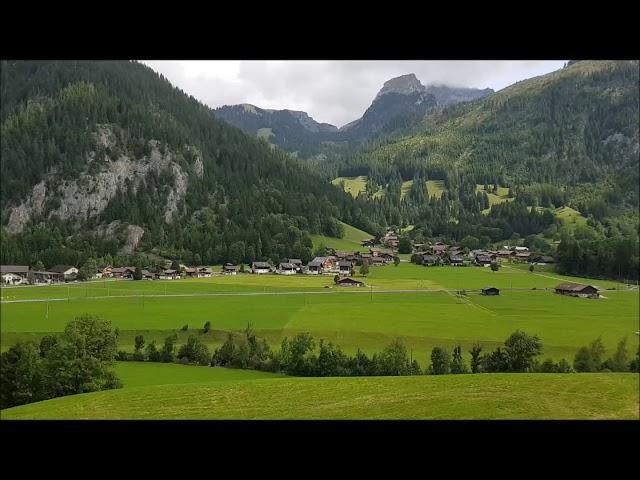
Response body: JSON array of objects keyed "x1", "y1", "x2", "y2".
[{"x1": 4, "y1": 125, "x2": 202, "y2": 234}]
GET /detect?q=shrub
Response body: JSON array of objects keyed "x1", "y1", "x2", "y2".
[
  {"x1": 203, "y1": 321, "x2": 211, "y2": 334},
  {"x1": 181, "y1": 324, "x2": 188, "y2": 331},
  {"x1": 429, "y1": 346, "x2": 450, "y2": 375}
]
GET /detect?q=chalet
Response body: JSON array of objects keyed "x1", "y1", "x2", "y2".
[
  {"x1": 530, "y1": 255, "x2": 556, "y2": 265},
  {"x1": 514, "y1": 252, "x2": 531, "y2": 262},
  {"x1": 383, "y1": 235, "x2": 399, "y2": 248},
  {"x1": 197, "y1": 266, "x2": 212, "y2": 278},
  {"x1": 49, "y1": 265, "x2": 79, "y2": 281},
  {"x1": 312, "y1": 256, "x2": 336, "y2": 271},
  {"x1": 422, "y1": 254, "x2": 438, "y2": 266},
  {"x1": 306, "y1": 260, "x2": 323, "y2": 274},
  {"x1": 102, "y1": 266, "x2": 114, "y2": 277},
  {"x1": 140, "y1": 269, "x2": 157, "y2": 280},
  {"x1": 481, "y1": 287, "x2": 500, "y2": 296},
  {"x1": 431, "y1": 242, "x2": 448, "y2": 255},
  {"x1": 448, "y1": 247, "x2": 464, "y2": 257},
  {"x1": 497, "y1": 250, "x2": 515, "y2": 258},
  {"x1": 336, "y1": 277, "x2": 364, "y2": 287},
  {"x1": 370, "y1": 257, "x2": 387, "y2": 266},
  {"x1": 288, "y1": 259, "x2": 303, "y2": 272},
  {"x1": 361, "y1": 238, "x2": 376, "y2": 247},
  {"x1": 449, "y1": 255, "x2": 465, "y2": 266},
  {"x1": 223, "y1": 264, "x2": 238, "y2": 275},
  {"x1": 0, "y1": 265, "x2": 30, "y2": 285},
  {"x1": 111, "y1": 267, "x2": 136, "y2": 279},
  {"x1": 160, "y1": 269, "x2": 179, "y2": 280},
  {"x1": 334, "y1": 251, "x2": 355, "y2": 260},
  {"x1": 278, "y1": 263, "x2": 297, "y2": 275},
  {"x1": 252, "y1": 262, "x2": 272, "y2": 274},
  {"x1": 554, "y1": 283, "x2": 599, "y2": 298},
  {"x1": 475, "y1": 254, "x2": 494, "y2": 266},
  {"x1": 338, "y1": 260, "x2": 352, "y2": 276},
  {"x1": 185, "y1": 267, "x2": 198, "y2": 278}
]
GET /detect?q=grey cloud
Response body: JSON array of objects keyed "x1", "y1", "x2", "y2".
[{"x1": 142, "y1": 60, "x2": 566, "y2": 127}]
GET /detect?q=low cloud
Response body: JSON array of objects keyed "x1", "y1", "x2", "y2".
[{"x1": 142, "y1": 60, "x2": 566, "y2": 127}]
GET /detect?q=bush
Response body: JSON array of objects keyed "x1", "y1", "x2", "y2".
[
  {"x1": 181, "y1": 324, "x2": 188, "y2": 331},
  {"x1": 573, "y1": 337, "x2": 605, "y2": 372},
  {"x1": 203, "y1": 321, "x2": 211, "y2": 334},
  {"x1": 177, "y1": 336, "x2": 211, "y2": 366}
]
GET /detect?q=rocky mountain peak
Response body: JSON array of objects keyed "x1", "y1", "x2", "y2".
[{"x1": 375, "y1": 73, "x2": 426, "y2": 100}]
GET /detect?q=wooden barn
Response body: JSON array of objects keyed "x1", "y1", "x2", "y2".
[{"x1": 554, "y1": 283, "x2": 599, "y2": 298}]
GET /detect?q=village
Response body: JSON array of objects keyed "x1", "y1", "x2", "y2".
[{"x1": 0, "y1": 230, "x2": 605, "y2": 298}]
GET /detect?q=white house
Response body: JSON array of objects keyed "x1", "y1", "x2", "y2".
[
  {"x1": 49, "y1": 265, "x2": 79, "y2": 280},
  {"x1": 0, "y1": 265, "x2": 30, "y2": 284}
]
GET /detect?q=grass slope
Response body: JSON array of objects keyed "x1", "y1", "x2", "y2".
[
  {"x1": 3, "y1": 373, "x2": 637, "y2": 420},
  {"x1": 310, "y1": 220, "x2": 372, "y2": 252}
]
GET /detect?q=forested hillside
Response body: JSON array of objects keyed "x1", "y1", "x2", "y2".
[
  {"x1": 0, "y1": 61, "x2": 377, "y2": 267},
  {"x1": 320, "y1": 61, "x2": 639, "y2": 280}
]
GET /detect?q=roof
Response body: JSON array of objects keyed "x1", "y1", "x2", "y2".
[
  {"x1": 555, "y1": 283, "x2": 598, "y2": 292},
  {"x1": 312, "y1": 257, "x2": 327, "y2": 263},
  {"x1": 279, "y1": 263, "x2": 295, "y2": 269},
  {"x1": 534, "y1": 255, "x2": 555, "y2": 262},
  {"x1": 163, "y1": 269, "x2": 178, "y2": 274},
  {"x1": 49, "y1": 265, "x2": 76, "y2": 273},
  {"x1": 515, "y1": 252, "x2": 531, "y2": 257},
  {"x1": 223, "y1": 264, "x2": 237, "y2": 270},
  {"x1": 338, "y1": 261, "x2": 352, "y2": 268},
  {"x1": 450, "y1": 255, "x2": 464, "y2": 261},
  {"x1": 288, "y1": 259, "x2": 302, "y2": 264},
  {"x1": 252, "y1": 262, "x2": 271, "y2": 268},
  {"x1": 337, "y1": 277, "x2": 363, "y2": 285},
  {"x1": 308, "y1": 261, "x2": 322, "y2": 267},
  {"x1": 476, "y1": 255, "x2": 493, "y2": 262},
  {"x1": 0, "y1": 265, "x2": 30, "y2": 274}
]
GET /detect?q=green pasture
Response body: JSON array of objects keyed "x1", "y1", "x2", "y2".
[
  {"x1": 2, "y1": 262, "x2": 637, "y2": 361},
  {"x1": 114, "y1": 362, "x2": 282, "y2": 388},
  {"x1": 3, "y1": 373, "x2": 637, "y2": 420},
  {"x1": 310, "y1": 220, "x2": 372, "y2": 252}
]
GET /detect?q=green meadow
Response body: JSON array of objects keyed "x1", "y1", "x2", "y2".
[
  {"x1": 310, "y1": 220, "x2": 372, "y2": 251},
  {"x1": 2, "y1": 263, "x2": 637, "y2": 362},
  {"x1": 3, "y1": 372, "x2": 637, "y2": 420},
  {"x1": 114, "y1": 362, "x2": 283, "y2": 388}
]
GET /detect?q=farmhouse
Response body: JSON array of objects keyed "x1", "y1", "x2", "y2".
[
  {"x1": 185, "y1": 267, "x2": 198, "y2": 278},
  {"x1": 111, "y1": 267, "x2": 136, "y2": 279},
  {"x1": 197, "y1": 266, "x2": 212, "y2": 277},
  {"x1": 312, "y1": 256, "x2": 336, "y2": 271},
  {"x1": 475, "y1": 254, "x2": 494, "y2": 266},
  {"x1": 102, "y1": 266, "x2": 114, "y2": 277},
  {"x1": 449, "y1": 255, "x2": 465, "y2": 266},
  {"x1": 530, "y1": 255, "x2": 556, "y2": 265},
  {"x1": 497, "y1": 250, "x2": 515, "y2": 258},
  {"x1": 160, "y1": 269, "x2": 180, "y2": 280},
  {"x1": 338, "y1": 260, "x2": 352, "y2": 276},
  {"x1": 481, "y1": 286, "x2": 500, "y2": 296},
  {"x1": 140, "y1": 269, "x2": 157, "y2": 280},
  {"x1": 361, "y1": 238, "x2": 376, "y2": 247},
  {"x1": 49, "y1": 265, "x2": 79, "y2": 280},
  {"x1": 306, "y1": 260, "x2": 323, "y2": 274},
  {"x1": 278, "y1": 263, "x2": 297, "y2": 275},
  {"x1": 431, "y1": 242, "x2": 448, "y2": 255},
  {"x1": 370, "y1": 257, "x2": 386, "y2": 266},
  {"x1": 554, "y1": 283, "x2": 599, "y2": 298},
  {"x1": 448, "y1": 247, "x2": 464, "y2": 257},
  {"x1": 288, "y1": 259, "x2": 303, "y2": 272},
  {"x1": 223, "y1": 264, "x2": 238, "y2": 275},
  {"x1": 422, "y1": 254, "x2": 438, "y2": 266},
  {"x1": 514, "y1": 252, "x2": 531, "y2": 262},
  {"x1": 336, "y1": 277, "x2": 364, "y2": 287},
  {"x1": 0, "y1": 265, "x2": 30, "y2": 285},
  {"x1": 252, "y1": 262, "x2": 272, "y2": 274}
]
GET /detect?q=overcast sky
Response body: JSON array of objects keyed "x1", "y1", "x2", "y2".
[{"x1": 141, "y1": 60, "x2": 567, "y2": 128}]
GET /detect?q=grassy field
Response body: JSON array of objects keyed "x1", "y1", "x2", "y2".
[
  {"x1": 426, "y1": 180, "x2": 446, "y2": 199},
  {"x1": 310, "y1": 220, "x2": 372, "y2": 252},
  {"x1": 331, "y1": 176, "x2": 368, "y2": 197},
  {"x1": 333, "y1": 176, "x2": 445, "y2": 201},
  {"x1": 2, "y1": 263, "x2": 637, "y2": 361},
  {"x1": 3, "y1": 373, "x2": 637, "y2": 420},
  {"x1": 114, "y1": 362, "x2": 283, "y2": 388},
  {"x1": 476, "y1": 184, "x2": 515, "y2": 213},
  {"x1": 554, "y1": 206, "x2": 588, "y2": 228}
]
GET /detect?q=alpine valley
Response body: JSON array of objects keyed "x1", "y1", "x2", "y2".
[{"x1": 1, "y1": 60, "x2": 638, "y2": 280}]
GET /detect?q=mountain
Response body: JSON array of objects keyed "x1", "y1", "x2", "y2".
[
  {"x1": 0, "y1": 60, "x2": 375, "y2": 268},
  {"x1": 215, "y1": 73, "x2": 494, "y2": 158},
  {"x1": 214, "y1": 104, "x2": 340, "y2": 159}
]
